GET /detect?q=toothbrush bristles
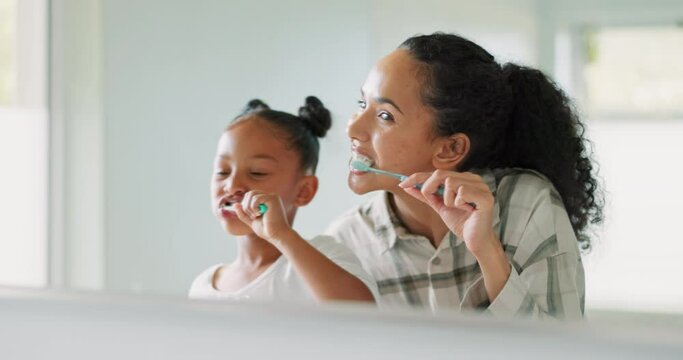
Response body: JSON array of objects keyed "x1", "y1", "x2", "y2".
[{"x1": 351, "y1": 160, "x2": 372, "y2": 172}]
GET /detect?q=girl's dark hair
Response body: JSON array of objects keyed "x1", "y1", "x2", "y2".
[
  {"x1": 400, "y1": 33, "x2": 603, "y2": 250},
  {"x1": 230, "y1": 96, "x2": 332, "y2": 174}
]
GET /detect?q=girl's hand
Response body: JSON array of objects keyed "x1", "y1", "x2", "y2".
[
  {"x1": 234, "y1": 190, "x2": 293, "y2": 245},
  {"x1": 399, "y1": 170, "x2": 497, "y2": 256}
]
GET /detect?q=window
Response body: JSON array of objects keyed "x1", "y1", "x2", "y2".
[
  {"x1": 582, "y1": 25, "x2": 683, "y2": 118},
  {"x1": 0, "y1": 0, "x2": 48, "y2": 288},
  {"x1": 0, "y1": 0, "x2": 16, "y2": 106},
  {"x1": 576, "y1": 24, "x2": 683, "y2": 313}
]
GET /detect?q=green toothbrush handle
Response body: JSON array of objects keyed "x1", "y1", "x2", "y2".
[{"x1": 258, "y1": 203, "x2": 268, "y2": 215}]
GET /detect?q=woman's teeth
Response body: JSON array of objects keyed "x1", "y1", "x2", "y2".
[{"x1": 351, "y1": 153, "x2": 374, "y2": 171}]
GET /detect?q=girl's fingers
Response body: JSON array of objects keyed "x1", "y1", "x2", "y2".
[
  {"x1": 249, "y1": 194, "x2": 260, "y2": 216},
  {"x1": 234, "y1": 203, "x2": 252, "y2": 225},
  {"x1": 240, "y1": 192, "x2": 252, "y2": 219},
  {"x1": 250, "y1": 194, "x2": 269, "y2": 217},
  {"x1": 244, "y1": 190, "x2": 268, "y2": 219}
]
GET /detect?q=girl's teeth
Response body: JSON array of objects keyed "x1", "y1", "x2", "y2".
[{"x1": 222, "y1": 203, "x2": 235, "y2": 211}]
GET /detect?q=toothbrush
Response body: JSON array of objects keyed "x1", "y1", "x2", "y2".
[
  {"x1": 223, "y1": 203, "x2": 268, "y2": 216},
  {"x1": 351, "y1": 160, "x2": 478, "y2": 209},
  {"x1": 351, "y1": 160, "x2": 445, "y2": 196}
]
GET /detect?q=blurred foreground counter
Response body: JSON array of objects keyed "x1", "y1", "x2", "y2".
[{"x1": 1, "y1": 287, "x2": 682, "y2": 359}]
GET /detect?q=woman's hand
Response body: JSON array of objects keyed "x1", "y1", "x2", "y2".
[
  {"x1": 399, "y1": 170, "x2": 497, "y2": 256},
  {"x1": 234, "y1": 190, "x2": 293, "y2": 246},
  {"x1": 400, "y1": 170, "x2": 511, "y2": 301}
]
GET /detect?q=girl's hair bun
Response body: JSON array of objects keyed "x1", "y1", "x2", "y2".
[
  {"x1": 298, "y1": 96, "x2": 332, "y2": 138},
  {"x1": 241, "y1": 99, "x2": 270, "y2": 116}
]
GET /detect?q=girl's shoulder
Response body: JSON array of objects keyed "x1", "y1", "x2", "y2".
[{"x1": 188, "y1": 264, "x2": 222, "y2": 298}]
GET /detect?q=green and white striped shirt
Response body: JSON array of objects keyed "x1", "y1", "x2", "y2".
[{"x1": 326, "y1": 168, "x2": 585, "y2": 319}]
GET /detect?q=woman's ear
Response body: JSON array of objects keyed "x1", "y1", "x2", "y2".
[
  {"x1": 294, "y1": 175, "x2": 319, "y2": 207},
  {"x1": 432, "y1": 133, "x2": 470, "y2": 170}
]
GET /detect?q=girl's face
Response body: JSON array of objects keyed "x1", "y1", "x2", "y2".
[
  {"x1": 347, "y1": 49, "x2": 439, "y2": 194},
  {"x1": 211, "y1": 117, "x2": 306, "y2": 236}
]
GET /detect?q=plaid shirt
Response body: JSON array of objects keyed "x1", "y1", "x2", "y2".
[{"x1": 326, "y1": 168, "x2": 584, "y2": 319}]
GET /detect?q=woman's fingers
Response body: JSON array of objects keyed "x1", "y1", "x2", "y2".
[
  {"x1": 443, "y1": 180, "x2": 457, "y2": 208},
  {"x1": 398, "y1": 172, "x2": 432, "y2": 189},
  {"x1": 453, "y1": 183, "x2": 492, "y2": 212},
  {"x1": 453, "y1": 185, "x2": 476, "y2": 212},
  {"x1": 419, "y1": 172, "x2": 448, "y2": 207},
  {"x1": 400, "y1": 170, "x2": 490, "y2": 211},
  {"x1": 401, "y1": 184, "x2": 431, "y2": 205},
  {"x1": 399, "y1": 172, "x2": 439, "y2": 207}
]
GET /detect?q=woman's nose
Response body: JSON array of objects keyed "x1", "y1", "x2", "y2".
[{"x1": 346, "y1": 110, "x2": 371, "y2": 143}]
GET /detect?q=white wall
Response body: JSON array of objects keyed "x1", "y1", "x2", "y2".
[{"x1": 369, "y1": 0, "x2": 539, "y2": 66}]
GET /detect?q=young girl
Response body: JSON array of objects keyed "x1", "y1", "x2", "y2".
[
  {"x1": 189, "y1": 97, "x2": 376, "y2": 303},
  {"x1": 327, "y1": 33, "x2": 603, "y2": 319}
]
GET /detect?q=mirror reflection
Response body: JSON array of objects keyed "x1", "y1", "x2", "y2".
[{"x1": 2, "y1": 0, "x2": 683, "y2": 328}]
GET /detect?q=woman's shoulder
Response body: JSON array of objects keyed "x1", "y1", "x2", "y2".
[
  {"x1": 492, "y1": 168, "x2": 562, "y2": 206},
  {"x1": 308, "y1": 234, "x2": 353, "y2": 256},
  {"x1": 490, "y1": 168, "x2": 579, "y2": 256},
  {"x1": 324, "y1": 192, "x2": 387, "y2": 237},
  {"x1": 306, "y1": 234, "x2": 379, "y2": 299}
]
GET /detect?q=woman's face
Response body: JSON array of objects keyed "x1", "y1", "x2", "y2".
[
  {"x1": 211, "y1": 117, "x2": 302, "y2": 236},
  {"x1": 347, "y1": 49, "x2": 438, "y2": 194}
]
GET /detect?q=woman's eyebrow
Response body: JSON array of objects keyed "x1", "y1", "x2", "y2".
[
  {"x1": 375, "y1": 96, "x2": 404, "y2": 114},
  {"x1": 360, "y1": 88, "x2": 404, "y2": 114}
]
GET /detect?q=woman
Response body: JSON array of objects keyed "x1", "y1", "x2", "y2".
[{"x1": 327, "y1": 33, "x2": 603, "y2": 319}]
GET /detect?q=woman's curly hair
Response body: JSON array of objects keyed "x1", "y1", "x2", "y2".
[{"x1": 401, "y1": 33, "x2": 604, "y2": 250}]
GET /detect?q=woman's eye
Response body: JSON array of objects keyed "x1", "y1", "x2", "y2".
[
  {"x1": 357, "y1": 99, "x2": 367, "y2": 109},
  {"x1": 251, "y1": 172, "x2": 268, "y2": 177},
  {"x1": 215, "y1": 171, "x2": 229, "y2": 177},
  {"x1": 378, "y1": 111, "x2": 394, "y2": 122}
]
